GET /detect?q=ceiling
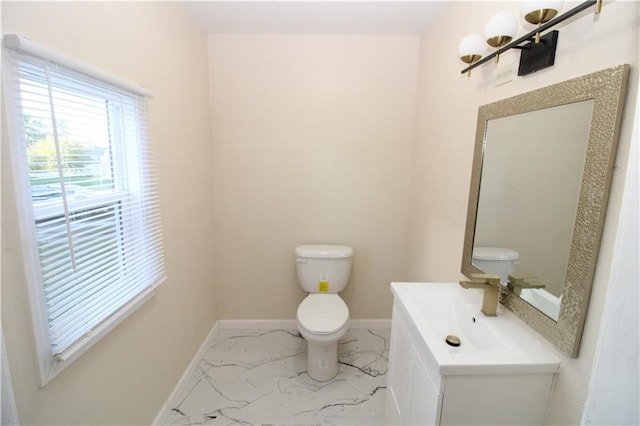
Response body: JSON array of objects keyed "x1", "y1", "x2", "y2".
[{"x1": 181, "y1": 1, "x2": 448, "y2": 35}]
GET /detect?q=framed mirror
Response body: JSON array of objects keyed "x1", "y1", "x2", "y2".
[{"x1": 462, "y1": 64, "x2": 630, "y2": 357}]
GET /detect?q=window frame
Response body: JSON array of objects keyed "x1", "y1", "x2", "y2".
[{"x1": 3, "y1": 35, "x2": 165, "y2": 386}]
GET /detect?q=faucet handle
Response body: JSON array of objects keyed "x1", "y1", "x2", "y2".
[
  {"x1": 507, "y1": 274, "x2": 546, "y2": 295},
  {"x1": 459, "y1": 273, "x2": 500, "y2": 290},
  {"x1": 469, "y1": 273, "x2": 501, "y2": 286}
]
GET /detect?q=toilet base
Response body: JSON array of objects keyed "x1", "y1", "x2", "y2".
[{"x1": 306, "y1": 340, "x2": 339, "y2": 382}]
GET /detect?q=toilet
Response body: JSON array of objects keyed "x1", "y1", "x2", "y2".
[
  {"x1": 295, "y1": 244, "x2": 352, "y2": 382},
  {"x1": 472, "y1": 246, "x2": 519, "y2": 284}
]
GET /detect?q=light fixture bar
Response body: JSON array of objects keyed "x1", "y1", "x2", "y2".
[{"x1": 460, "y1": 0, "x2": 597, "y2": 75}]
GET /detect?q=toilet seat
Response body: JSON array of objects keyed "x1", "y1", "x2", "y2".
[{"x1": 297, "y1": 294, "x2": 349, "y2": 335}]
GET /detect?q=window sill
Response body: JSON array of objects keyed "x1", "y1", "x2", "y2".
[{"x1": 38, "y1": 278, "x2": 165, "y2": 387}]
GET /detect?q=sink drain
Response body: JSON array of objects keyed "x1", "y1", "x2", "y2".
[{"x1": 445, "y1": 335, "x2": 461, "y2": 347}]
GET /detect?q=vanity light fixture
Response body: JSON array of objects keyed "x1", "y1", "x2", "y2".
[
  {"x1": 459, "y1": 0, "x2": 602, "y2": 77},
  {"x1": 484, "y1": 12, "x2": 519, "y2": 63}
]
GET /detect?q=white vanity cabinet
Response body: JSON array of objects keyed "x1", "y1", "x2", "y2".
[
  {"x1": 385, "y1": 302, "x2": 442, "y2": 424},
  {"x1": 385, "y1": 283, "x2": 560, "y2": 426}
]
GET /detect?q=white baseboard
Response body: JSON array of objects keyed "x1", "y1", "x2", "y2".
[
  {"x1": 152, "y1": 317, "x2": 391, "y2": 423},
  {"x1": 152, "y1": 321, "x2": 219, "y2": 425},
  {"x1": 218, "y1": 319, "x2": 297, "y2": 329},
  {"x1": 219, "y1": 318, "x2": 390, "y2": 330},
  {"x1": 349, "y1": 319, "x2": 391, "y2": 329}
]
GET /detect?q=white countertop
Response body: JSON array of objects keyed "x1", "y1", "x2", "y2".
[{"x1": 391, "y1": 282, "x2": 560, "y2": 376}]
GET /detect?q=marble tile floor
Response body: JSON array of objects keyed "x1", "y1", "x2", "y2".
[{"x1": 155, "y1": 326, "x2": 390, "y2": 426}]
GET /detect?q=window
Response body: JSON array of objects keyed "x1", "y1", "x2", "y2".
[{"x1": 3, "y1": 35, "x2": 166, "y2": 385}]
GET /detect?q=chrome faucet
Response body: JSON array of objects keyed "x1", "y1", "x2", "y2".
[
  {"x1": 507, "y1": 274, "x2": 546, "y2": 296},
  {"x1": 459, "y1": 273, "x2": 501, "y2": 316}
]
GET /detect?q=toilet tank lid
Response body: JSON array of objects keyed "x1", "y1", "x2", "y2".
[
  {"x1": 295, "y1": 244, "x2": 353, "y2": 259},
  {"x1": 472, "y1": 246, "x2": 519, "y2": 261}
]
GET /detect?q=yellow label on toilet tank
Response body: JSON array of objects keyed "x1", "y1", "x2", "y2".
[{"x1": 318, "y1": 281, "x2": 330, "y2": 292}]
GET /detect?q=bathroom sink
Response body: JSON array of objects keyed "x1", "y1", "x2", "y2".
[{"x1": 391, "y1": 282, "x2": 560, "y2": 375}]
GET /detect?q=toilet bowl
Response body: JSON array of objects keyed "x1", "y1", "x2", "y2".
[
  {"x1": 295, "y1": 244, "x2": 353, "y2": 382},
  {"x1": 296, "y1": 293, "x2": 349, "y2": 381}
]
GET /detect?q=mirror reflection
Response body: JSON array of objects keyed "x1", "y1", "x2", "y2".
[{"x1": 474, "y1": 100, "x2": 595, "y2": 320}]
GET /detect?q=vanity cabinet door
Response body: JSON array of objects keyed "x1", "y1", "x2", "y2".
[
  {"x1": 385, "y1": 306, "x2": 414, "y2": 424},
  {"x1": 408, "y1": 343, "x2": 442, "y2": 425},
  {"x1": 386, "y1": 304, "x2": 443, "y2": 425}
]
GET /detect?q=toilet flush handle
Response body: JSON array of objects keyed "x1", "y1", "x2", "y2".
[{"x1": 296, "y1": 258, "x2": 307, "y2": 264}]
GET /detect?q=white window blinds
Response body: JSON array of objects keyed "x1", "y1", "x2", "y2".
[{"x1": 4, "y1": 36, "x2": 166, "y2": 382}]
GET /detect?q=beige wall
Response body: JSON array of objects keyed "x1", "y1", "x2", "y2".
[
  {"x1": 408, "y1": 1, "x2": 638, "y2": 424},
  {"x1": 1, "y1": 2, "x2": 217, "y2": 424},
  {"x1": 208, "y1": 35, "x2": 418, "y2": 320}
]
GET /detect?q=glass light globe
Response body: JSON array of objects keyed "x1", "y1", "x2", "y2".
[
  {"x1": 484, "y1": 12, "x2": 519, "y2": 47},
  {"x1": 458, "y1": 33, "x2": 485, "y2": 62},
  {"x1": 522, "y1": 0, "x2": 564, "y2": 24}
]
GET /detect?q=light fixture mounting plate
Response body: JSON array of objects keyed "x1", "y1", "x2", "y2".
[{"x1": 518, "y1": 31, "x2": 559, "y2": 76}]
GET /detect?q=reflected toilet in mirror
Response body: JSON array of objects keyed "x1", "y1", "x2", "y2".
[{"x1": 472, "y1": 246, "x2": 519, "y2": 284}]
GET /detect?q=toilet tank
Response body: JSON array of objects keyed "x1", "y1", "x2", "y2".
[
  {"x1": 295, "y1": 244, "x2": 353, "y2": 293},
  {"x1": 472, "y1": 246, "x2": 519, "y2": 284}
]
